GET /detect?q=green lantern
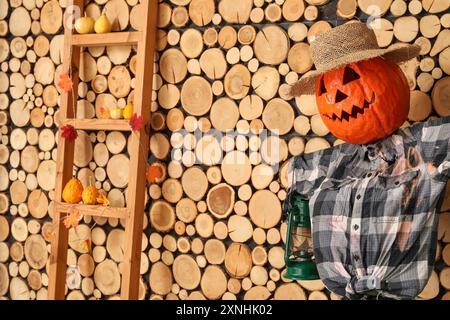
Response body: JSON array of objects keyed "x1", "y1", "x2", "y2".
[{"x1": 284, "y1": 192, "x2": 320, "y2": 280}]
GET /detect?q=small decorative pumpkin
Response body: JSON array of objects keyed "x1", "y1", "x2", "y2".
[
  {"x1": 110, "y1": 107, "x2": 123, "y2": 120},
  {"x1": 94, "y1": 13, "x2": 112, "y2": 34},
  {"x1": 123, "y1": 103, "x2": 134, "y2": 120},
  {"x1": 62, "y1": 178, "x2": 84, "y2": 204},
  {"x1": 315, "y1": 57, "x2": 410, "y2": 144},
  {"x1": 82, "y1": 185, "x2": 99, "y2": 205},
  {"x1": 74, "y1": 14, "x2": 95, "y2": 34}
]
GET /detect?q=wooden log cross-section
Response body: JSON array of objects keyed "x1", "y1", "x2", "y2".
[{"x1": 48, "y1": 0, "x2": 158, "y2": 300}]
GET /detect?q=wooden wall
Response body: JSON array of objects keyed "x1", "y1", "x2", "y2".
[{"x1": 0, "y1": 0, "x2": 449, "y2": 300}]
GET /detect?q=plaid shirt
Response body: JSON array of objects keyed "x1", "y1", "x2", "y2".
[{"x1": 287, "y1": 116, "x2": 450, "y2": 300}]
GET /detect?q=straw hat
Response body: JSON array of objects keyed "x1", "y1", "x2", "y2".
[{"x1": 291, "y1": 21, "x2": 420, "y2": 96}]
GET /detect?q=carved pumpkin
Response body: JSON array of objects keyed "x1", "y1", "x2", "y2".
[
  {"x1": 315, "y1": 57, "x2": 410, "y2": 144},
  {"x1": 82, "y1": 185, "x2": 99, "y2": 205},
  {"x1": 62, "y1": 178, "x2": 84, "y2": 204}
]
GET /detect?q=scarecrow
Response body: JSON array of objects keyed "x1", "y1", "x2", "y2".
[{"x1": 284, "y1": 22, "x2": 450, "y2": 300}]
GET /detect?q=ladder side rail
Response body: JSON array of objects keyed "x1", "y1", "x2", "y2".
[
  {"x1": 48, "y1": 0, "x2": 85, "y2": 300},
  {"x1": 120, "y1": 0, "x2": 159, "y2": 300}
]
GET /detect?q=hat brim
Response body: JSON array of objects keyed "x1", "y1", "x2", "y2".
[{"x1": 290, "y1": 44, "x2": 421, "y2": 96}]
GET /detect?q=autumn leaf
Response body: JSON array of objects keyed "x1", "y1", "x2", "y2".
[
  {"x1": 80, "y1": 239, "x2": 91, "y2": 253},
  {"x1": 63, "y1": 209, "x2": 83, "y2": 229},
  {"x1": 60, "y1": 124, "x2": 78, "y2": 142},
  {"x1": 44, "y1": 222, "x2": 57, "y2": 242},
  {"x1": 99, "y1": 106, "x2": 110, "y2": 119},
  {"x1": 146, "y1": 163, "x2": 164, "y2": 183},
  {"x1": 96, "y1": 193, "x2": 110, "y2": 206},
  {"x1": 58, "y1": 73, "x2": 73, "y2": 92},
  {"x1": 129, "y1": 113, "x2": 144, "y2": 132}
]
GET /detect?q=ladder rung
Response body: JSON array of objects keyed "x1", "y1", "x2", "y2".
[
  {"x1": 72, "y1": 31, "x2": 142, "y2": 47},
  {"x1": 63, "y1": 119, "x2": 132, "y2": 131},
  {"x1": 54, "y1": 202, "x2": 129, "y2": 219}
]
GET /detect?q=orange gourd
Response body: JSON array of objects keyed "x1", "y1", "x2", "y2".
[
  {"x1": 315, "y1": 57, "x2": 410, "y2": 144},
  {"x1": 62, "y1": 178, "x2": 84, "y2": 204},
  {"x1": 82, "y1": 185, "x2": 99, "y2": 205}
]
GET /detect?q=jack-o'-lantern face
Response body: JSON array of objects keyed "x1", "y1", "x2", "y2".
[{"x1": 316, "y1": 57, "x2": 410, "y2": 144}]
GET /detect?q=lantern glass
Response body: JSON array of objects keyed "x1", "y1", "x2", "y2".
[
  {"x1": 291, "y1": 226, "x2": 313, "y2": 258},
  {"x1": 284, "y1": 193, "x2": 320, "y2": 280}
]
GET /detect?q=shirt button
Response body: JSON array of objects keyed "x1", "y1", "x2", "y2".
[
  {"x1": 353, "y1": 224, "x2": 359, "y2": 230},
  {"x1": 356, "y1": 194, "x2": 361, "y2": 200},
  {"x1": 366, "y1": 172, "x2": 372, "y2": 178},
  {"x1": 353, "y1": 254, "x2": 360, "y2": 261}
]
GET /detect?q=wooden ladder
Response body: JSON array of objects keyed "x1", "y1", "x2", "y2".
[{"x1": 48, "y1": 0, "x2": 158, "y2": 300}]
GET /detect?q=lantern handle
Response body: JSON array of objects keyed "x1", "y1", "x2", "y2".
[{"x1": 282, "y1": 161, "x2": 298, "y2": 220}]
